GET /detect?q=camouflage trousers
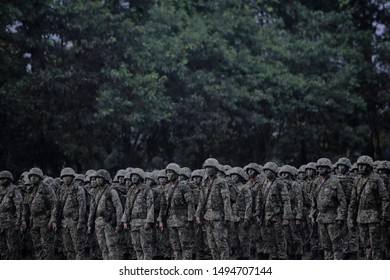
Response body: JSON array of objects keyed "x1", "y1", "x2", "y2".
[
  {"x1": 285, "y1": 221, "x2": 303, "y2": 257},
  {"x1": 130, "y1": 225, "x2": 154, "y2": 260},
  {"x1": 309, "y1": 221, "x2": 321, "y2": 252},
  {"x1": 358, "y1": 222, "x2": 383, "y2": 260},
  {"x1": 0, "y1": 227, "x2": 20, "y2": 259},
  {"x1": 382, "y1": 224, "x2": 390, "y2": 259},
  {"x1": 85, "y1": 231, "x2": 102, "y2": 259},
  {"x1": 205, "y1": 220, "x2": 229, "y2": 260},
  {"x1": 94, "y1": 218, "x2": 119, "y2": 260},
  {"x1": 262, "y1": 218, "x2": 287, "y2": 260},
  {"x1": 168, "y1": 226, "x2": 193, "y2": 260},
  {"x1": 194, "y1": 223, "x2": 207, "y2": 259},
  {"x1": 30, "y1": 216, "x2": 54, "y2": 260},
  {"x1": 236, "y1": 221, "x2": 251, "y2": 259},
  {"x1": 250, "y1": 221, "x2": 264, "y2": 258},
  {"x1": 318, "y1": 222, "x2": 343, "y2": 260},
  {"x1": 341, "y1": 223, "x2": 358, "y2": 256},
  {"x1": 61, "y1": 221, "x2": 85, "y2": 260}
]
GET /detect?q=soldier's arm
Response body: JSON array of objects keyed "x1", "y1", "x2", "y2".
[
  {"x1": 377, "y1": 178, "x2": 390, "y2": 221},
  {"x1": 254, "y1": 185, "x2": 262, "y2": 217},
  {"x1": 295, "y1": 184, "x2": 303, "y2": 221},
  {"x1": 77, "y1": 187, "x2": 87, "y2": 226},
  {"x1": 157, "y1": 188, "x2": 167, "y2": 222},
  {"x1": 145, "y1": 189, "x2": 155, "y2": 224},
  {"x1": 220, "y1": 180, "x2": 233, "y2": 221},
  {"x1": 121, "y1": 193, "x2": 131, "y2": 224},
  {"x1": 347, "y1": 184, "x2": 357, "y2": 222},
  {"x1": 13, "y1": 188, "x2": 23, "y2": 226},
  {"x1": 244, "y1": 187, "x2": 252, "y2": 221},
  {"x1": 280, "y1": 182, "x2": 292, "y2": 220},
  {"x1": 110, "y1": 189, "x2": 123, "y2": 226},
  {"x1": 309, "y1": 185, "x2": 317, "y2": 219},
  {"x1": 335, "y1": 181, "x2": 347, "y2": 221},
  {"x1": 195, "y1": 187, "x2": 205, "y2": 219},
  {"x1": 47, "y1": 185, "x2": 58, "y2": 223}
]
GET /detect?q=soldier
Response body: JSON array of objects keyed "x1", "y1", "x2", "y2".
[
  {"x1": 378, "y1": 161, "x2": 390, "y2": 259},
  {"x1": 113, "y1": 169, "x2": 128, "y2": 260},
  {"x1": 159, "y1": 163, "x2": 195, "y2": 260},
  {"x1": 255, "y1": 162, "x2": 292, "y2": 260},
  {"x1": 56, "y1": 167, "x2": 87, "y2": 260},
  {"x1": 196, "y1": 158, "x2": 233, "y2": 260},
  {"x1": 334, "y1": 157, "x2": 357, "y2": 259},
  {"x1": 122, "y1": 168, "x2": 154, "y2": 260},
  {"x1": 279, "y1": 165, "x2": 304, "y2": 259},
  {"x1": 243, "y1": 162, "x2": 265, "y2": 259},
  {"x1": 229, "y1": 167, "x2": 252, "y2": 259},
  {"x1": 303, "y1": 162, "x2": 322, "y2": 259},
  {"x1": 87, "y1": 169, "x2": 123, "y2": 260},
  {"x1": 191, "y1": 169, "x2": 208, "y2": 259},
  {"x1": 309, "y1": 158, "x2": 347, "y2": 260},
  {"x1": 348, "y1": 155, "x2": 390, "y2": 260},
  {"x1": 21, "y1": 168, "x2": 57, "y2": 259},
  {"x1": 0, "y1": 171, "x2": 23, "y2": 259},
  {"x1": 297, "y1": 165, "x2": 307, "y2": 183}
]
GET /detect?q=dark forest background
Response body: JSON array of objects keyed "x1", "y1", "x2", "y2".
[{"x1": 1, "y1": 0, "x2": 389, "y2": 176}]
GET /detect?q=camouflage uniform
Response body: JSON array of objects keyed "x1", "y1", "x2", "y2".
[
  {"x1": 255, "y1": 162, "x2": 292, "y2": 260},
  {"x1": 56, "y1": 168, "x2": 87, "y2": 260},
  {"x1": 121, "y1": 168, "x2": 155, "y2": 260},
  {"x1": 159, "y1": 164, "x2": 195, "y2": 260},
  {"x1": 88, "y1": 170, "x2": 123, "y2": 260},
  {"x1": 23, "y1": 168, "x2": 57, "y2": 260},
  {"x1": 229, "y1": 168, "x2": 252, "y2": 259},
  {"x1": 310, "y1": 159, "x2": 347, "y2": 260},
  {"x1": 280, "y1": 166, "x2": 304, "y2": 259},
  {"x1": 196, "y1": 158, "x2": 233, "y2": 260},
  {"x1": 378, "y1": 161, "x2": 390, "y2": 259},
  {"x1": 0, "y1": 171, "x2": 23, "y2": 259},
  {"x1": 348, "y1": 156, "x2": 390, "y2": 260}
]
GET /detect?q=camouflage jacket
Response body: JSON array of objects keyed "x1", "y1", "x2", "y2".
[
  {"x1": 246, "y1": 177, "x2": 263, "y2": 216},
  {"x1": 283, "y1": 180, "x2": 303, "y2": 221},
  {"x1": 0, "y1": 184, "x2": 23, "y2": 229},
  {"x1": 22, "y1": 182, "x2": 57, "y2": 224},
  {"x1": 195, "y1": 176, "x2": 233, "y2": 222},
  {"x1": 121, "y1": 183, "x2": 154, "y2": 228},
  {"x1": 348, "y1": 173, "x2": 389, "y2": 223},
  {"x1": 255, "y1": 178, "x2": 292, "y2": 223},
  {"x1": 159, "y1": 180, "x2": 195, "y2": 227},
  {"x1": 56, "y1": 182, "x2": 87, "y2": 227},
  {"x1": 335, "y1": 174, "x2": 354, "y2": 206},
  {"x1": 310, "y1": 175, "x2": 347, "y2": 223},
  {"x1": 234, "y1": 183, "x2": 252, "y2": 222},
  {"x1": 88, "y1": 184, "x2": 123, "y2": 227}
]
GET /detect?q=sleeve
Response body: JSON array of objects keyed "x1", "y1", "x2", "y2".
[
  {"x1": 244, "y1": 187, "x2": 252, "y2": 221},
  {"x1": 12, "y1": 188, "x2": 23, "y2": 226},
  {"x1": 347, "y1": 183, "x2": 357, "y2": 222},
  {"x1": 77, "y1": 187, "x2": 87, "y2": 225},
  {"x1": 254, "y1": 185, "x2": 262, "y2": 217},
  {"x1": 47, "y1": 185, "x2": 58, "y2": 224},
  {"x1": 183, "y1": 185, "x2": 195, "y2": 222},
  {"x1": 121, "y1": 193, "x2": 131, "y2": 224},
  {"x1": 335, "y1": 181, "x2": 347, "y2": 221},
  {"x1": 309, "y1": 184, "x2": 318, "y2": 220},
  {"x1": 220, "y1": 180, "x2": 233, "y2": 221},
  {"x1": 110, "y1": 189, "x2": 123, "y2": 227},
  {"x1": 145, "y1": 189, "x2": 155, "y2": 224},
  {"x1": 195, "y1": 187, "x2": 205, "y2": 219},
  {"x1": 158, "y1": 188, "x2": 167, "y2": 222},
  {"x1": 377, "y1": 178, "x2": 390, "y2": 221},
  {"x1": 280, "y1": 182, "x2": 292, "y2": 220},
  {"x1": 295, "y1": 183, "x2": 303, "y2": 220}
]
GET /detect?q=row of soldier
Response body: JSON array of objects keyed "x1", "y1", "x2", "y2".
[{"x1": 0, "y1": 155, "x2": 389, "y2": 260}]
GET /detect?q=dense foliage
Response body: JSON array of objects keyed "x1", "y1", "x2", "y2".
[{"x1": 1, "y1": 0, "x2": 389, "y2": 175}]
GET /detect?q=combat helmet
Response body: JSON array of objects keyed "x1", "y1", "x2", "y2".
[
  {"x1": 0, "y1": 170, "x2": 14, "y2": 182},
  {"x1": 60, "y1": 167, "x2": 76, "y2": 178},
  {"x1": 130, "y1": 168, "x2": 145, "y2": 180},
  {"x1": 316, "y1": 158, "x2": 333, "y2": 169},
  {"x1": 180, "y1": 167, "x2": 192, "y2": 179},
  {"x1": 75, "y1": 174, "x2": 85, "y2": 182},
  {"x1": 166, "y1": 163, "x2": 181, "y2": 175},
  {"x1": 243, "y1": 163, "x2": 262, "y2": 174},
  {"x1": 28, "y1": 168, "x2": 44, "y2": 180},
  {"x1": 229, "y1": 167, "x2": 249, "y2": 181},
  {"x1": 203, "y1": 158, "x2": 219, "y2": 169},
  {"x1": 94, "y1": 169, "x2": 111, "y2": 182},
  {"x1": 191, "y1": 169, "x2": 205, "y2": 179},
  {"x1": 263, "y1": 162, "x2": 279, "y2": 174},
  {"x1": 298, "y1": 165, "x2": 306, "y2": 174},
  {"x1": 305, "y1": 162, "x2": 317, "y2": 171},
  {"x1": 335, "y1": 157, "x2": 352, "y2": 168},
  {"x1": 157, "y1": 170, "x2": 167, "y2": 179},
  {"x1": 356, "y1": 155, "x2": 374, "y2": 168}
]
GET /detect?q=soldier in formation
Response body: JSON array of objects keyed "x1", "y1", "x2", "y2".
[{"x1": 2, "y1": 154, "x2": 390, "y2": 260}]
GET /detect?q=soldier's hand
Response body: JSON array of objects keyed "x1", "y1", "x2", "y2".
[
  {"x1": 310, "y1": 217, "x2": 315, "y2": 225},
  {"x1": 256, "y1": 216, "x2": 262, "y2": 226},
  {"x1": 336, "y1": 219, "x2": 343, "y2": 225},
  {"x1": 20, "y1": 221, "x2": 27, "y2": 232},
  {"x1": 159, "y1": 221, "x2": 164, "y2": 230},
  {"x1": 123, "y1": 223, "x2": 128, "y2": 230},
  {"x1": 282, "y1": 219, "x2": 289, "y2": 226},
  {"x1": 144, "y1": 223, "x2": 151, "y2": 230},
  {"x1": 196, "y1": 217, "x2": 201, "y2": 224},
  {"x1": 50, "y1": 221, "x2": 57, "y2": 232},
  {"x1": 77, "y1": 223, "x2": 84, "y2": 231},
  {"x1": 87, "y1": 226, "x2": 92, "y2": 234}
]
